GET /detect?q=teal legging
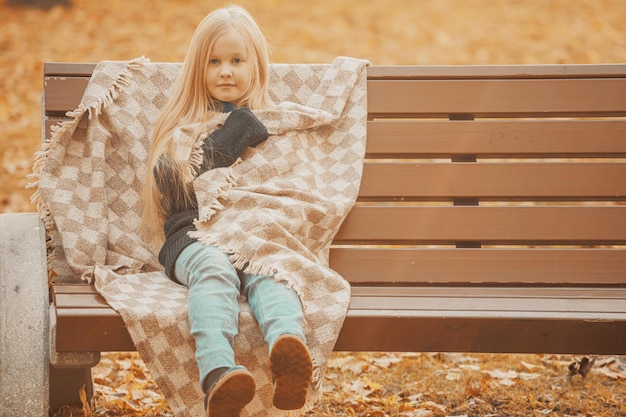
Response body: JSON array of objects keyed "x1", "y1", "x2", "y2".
[{"x1": 174, "y1": 241, "x2": 306, "y2": 389}]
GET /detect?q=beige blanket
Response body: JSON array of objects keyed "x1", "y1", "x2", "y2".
[{"x1": 32, "y1": 56, "x2": 368, "y2": 416}]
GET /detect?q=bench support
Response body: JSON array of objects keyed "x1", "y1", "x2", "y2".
[
  {"x1": 48, "y1": 367, "x2": 94, "y2": 412},
  {"x1": 49, "y1": 304, "x2": 100, "y2": 411}
]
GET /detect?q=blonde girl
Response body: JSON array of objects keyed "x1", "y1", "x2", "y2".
[{"x1": 142, "y1": 5, "x2": 312, "y2": 417}]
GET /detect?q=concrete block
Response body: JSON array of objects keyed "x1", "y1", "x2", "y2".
[{"x1": 0, "y1": 213, "x2": 49, "y2": 417}]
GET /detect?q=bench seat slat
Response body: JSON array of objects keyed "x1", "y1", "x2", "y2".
[
  {"x1": 360, "y1": 162, "x2": 626, "y2": 199},
  {"x1": 366, "y1": 120, "x2": 626, "y2": 158},
  {"x1": 56, "y1": 307, "x2": 123, "y2": 317},
  {"x1": 368, "y1": 79, "x2": 626, "y2": 116},
  {"x1": 330, "y1": 248, "x2": 626, "y2": 285},
  {"x1": 52, "y1": 284, "x2": 99, "y2": 294},
  {"x1": 348, "y1": 295, "x2": 626, "y2": 315},
  {"x1": 54, "y1": 293, "x2": 111, "y2": 309},
  {"x1": 350, "y1": 286, "x2": 626, "y2": 298},
  {"x1": 349, "y1": 287, "x2": 626, "y2": 316}
]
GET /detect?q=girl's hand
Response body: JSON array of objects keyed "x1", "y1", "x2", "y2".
[
  {"x1": 201, "y1": 108, "x2": 269, "y2": 170},
  {"x1": 224, "y1": 107, "x2": 268, "y2": 148}
]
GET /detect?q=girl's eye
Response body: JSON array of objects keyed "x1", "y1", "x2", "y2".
[
  {"x1": 233, "y1": 58, "x2": 242, "y2": 64},
  {"x1": 209, "y1": 59, "x2": 219, "y2": 65}
]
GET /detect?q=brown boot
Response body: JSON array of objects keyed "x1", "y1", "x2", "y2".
[
  {"x1": 205, "y1": 367, "x2": 255, "y2": 417},
  {"x1": 269, "y1": 334, "x2": 313, "y2": 410}
]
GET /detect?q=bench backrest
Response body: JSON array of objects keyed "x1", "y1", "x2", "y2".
[{"x1": 44, "y1": 63, "x2": 626, "y2": 287}]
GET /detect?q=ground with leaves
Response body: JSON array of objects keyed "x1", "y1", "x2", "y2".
[
  {"x1": 2, "y1": 0, "x2": 626, "y2": 416},
  {"x1": 63, "y1": 352, "x2": 626, "y2": 417}
]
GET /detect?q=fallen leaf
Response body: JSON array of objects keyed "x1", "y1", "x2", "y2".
[
  {"x1": 399, "y1": 410, "x2": 433, "y2": 417},
  {"x1": 79, "y1": 384, "x2": 91, "y2": 417},
  {"x1": 594, "y1": 367, "x2": 625, "y2": 380},
  {"x1": 445, "y1": 370, "x2": 463, "y2": 381},
  {"x1": 483, "y1": 369, "x2": 518, "y2": 380},
  {"x1": 370, "y1": 356, "x2": 402, "y2": 368},
  {"x1": 520, "y1": 361, "x2": 543, "y2": 371}
]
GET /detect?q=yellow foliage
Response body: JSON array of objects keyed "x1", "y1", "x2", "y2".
[{"x1": 2, "y1": 0, "x2": 626, "y2": 213}]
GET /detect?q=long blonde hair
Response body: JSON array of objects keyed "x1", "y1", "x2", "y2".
[{"x1": 142, "y1": 5, "x2": 272, "y2": 237}]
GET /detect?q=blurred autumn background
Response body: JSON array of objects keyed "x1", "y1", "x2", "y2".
[{"x1": 2, "y1": 0, "x2": 626, "y2": 416}]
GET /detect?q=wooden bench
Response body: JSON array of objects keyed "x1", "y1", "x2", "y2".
[{"x1": 37, "y1": 62, "x2": 626, "y2": 411}]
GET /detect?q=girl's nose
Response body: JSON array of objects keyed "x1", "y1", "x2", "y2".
[{"x1": 220, "y1": 67, "x2": 232, "y2": 78}]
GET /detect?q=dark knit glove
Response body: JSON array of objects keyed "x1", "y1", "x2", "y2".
[{"x1": 200, "y1": 107, "x2": 269, "y2": 170}]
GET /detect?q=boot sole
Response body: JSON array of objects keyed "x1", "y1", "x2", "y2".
[
  {"x1": 206, "y1": 369, "x2": 256, "y2": 417},
  {"x1": 270, "y1": 335, "x2": 313, "y2": 410}
]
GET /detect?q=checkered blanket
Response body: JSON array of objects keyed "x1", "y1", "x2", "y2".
[{"x1": 32, "y1": 56, "x2": 368, "y2": 416}]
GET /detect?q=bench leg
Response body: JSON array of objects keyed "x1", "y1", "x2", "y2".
[
  {"x1": 48, "y1": 366, "x2": 93, "y2": 412},
  {"x1": 49, "y1": 304, "x2": 100, "y2": 413},
  {"x1": 0, "y1": 213, "x2": 49, "y2": 417}
]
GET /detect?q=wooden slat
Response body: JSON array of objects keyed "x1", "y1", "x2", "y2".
[
  {"x1": 44, "y1": 62, "x2": 97, "y2": 77},
  {"x1": 335, "y1": 312, "x2": 626, "y2": 354},
  {"x1": 337, "y1": 286, "x2": 626, "y2": 353},
  {"x1": 51, "y1": 247, "x2": 626, "y2": 289},
  {"x1": 54, "y1": 293, "x2": 110, "y2": 309},
  {"x1": 51, "y1": 284, "x2": 135, "y2": 352},
  {"x1": 55, "y1": 309, "x2": 135, "y2": 352},
  {"x1": 348, "y1": 289, "x2": 626, "y2": 315},
  {"x1": 368, "y1": 79, "x2": 626, "y2": 116},
  {"x1": 52, "y1": 285, "x2": 136, "y2": 352},
  {"x1": 359, "y1": 162, "x2": 626, "y2": 199},
  {"x1": 351, "y1": 286, "x2": 626, "y2": 298},
  {"x1": 43, "y1": 66, "x2": 626, "y2": 119},
  {"x1": 366, "y1": 120, "x2": 626, "y2": 158},
  {"x1": 367, "y1": 64, "x2": 626, "y2": 80},
  {"x1": 56, "y1": 307, "x2": 120, "y2": 317},
  {"x1": 44, "y1": 118, "x2": 71, "y2": 140},
  {"x1": 335, "y1": 206, "x2": 626, "y2": 243},
  {"x1": 349, "y1": 298, "x2": 626, "y2": 317},
  {"x1": 44, "y1": 76, "x2": 90, "y2": 113},
  {"x1": 50, "y1": 79, "x2": 626, "y2": 117},
  {"x1": 329, "y1": 248, "x2": 626, "y2": 285},
  {"x1": 52, "y1": 284, "x2": 99, "y2": 295}
]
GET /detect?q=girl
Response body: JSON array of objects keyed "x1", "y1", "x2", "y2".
[{"x1": 141, "y1": 5, "x2": 312, "y2": 417}]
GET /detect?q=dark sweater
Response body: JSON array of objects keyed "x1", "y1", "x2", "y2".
[{"x1": 155, "y1": 104, "x2": 268, "y2": 279}]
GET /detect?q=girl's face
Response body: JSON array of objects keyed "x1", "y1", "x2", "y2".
[{"x1": 205, "y1": 29, "x2": 253, "y2": 107}]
